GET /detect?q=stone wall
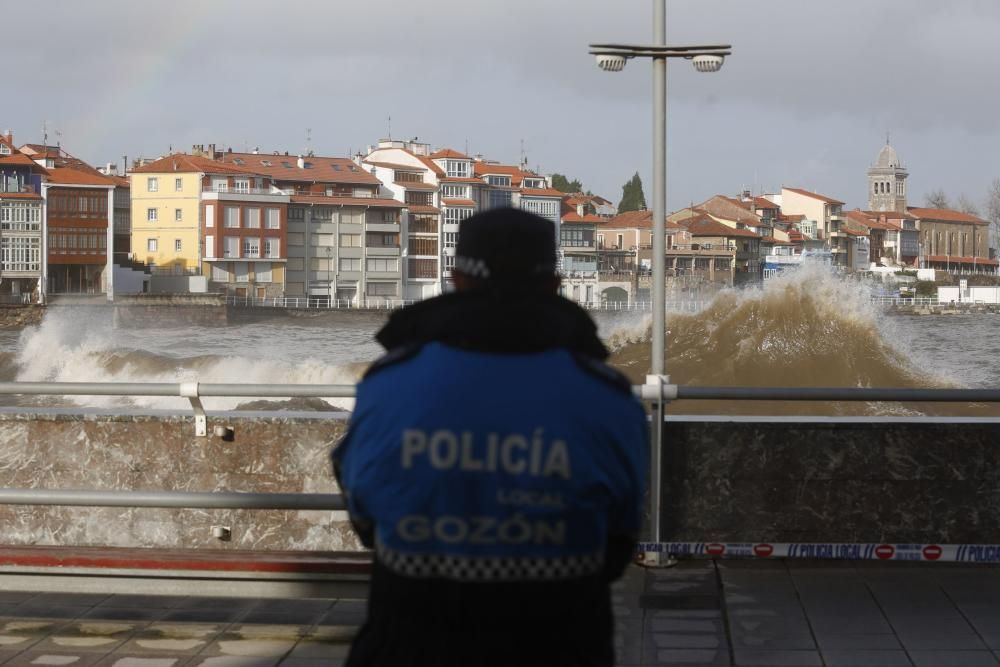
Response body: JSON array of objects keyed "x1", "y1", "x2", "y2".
[
  {"x1": 660, "y1": 418, "x2": 1000, "y2": 543},
  {"x1": 0, "y1": 410, "x2": 356, "y2": 552}
]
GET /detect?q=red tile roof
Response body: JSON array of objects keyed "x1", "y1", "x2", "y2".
[
  {"x1": 439, "y1": 177, "x2": 482, "y2": 184},
  {"x1": 131, "y1": 154, "x2": 261, "y2": 175},
  {"x1": 0, "y1": 153, "x2": 39, "y2": 168},
  {"x1": 441, "y1": 198, "x2": 476, "y2": 207},
  {"x1": 601, "y1": 210, "x2": 686, "y2": 230},
  {"x1": 906, "y1": 207, "x2": 989, "y2": 225},
  {"x1": 414, "y1": 154, "x2": 445, "y2": 177},
  {"x1": 430, "y1": 148, "x2": 470, "y2": 159},
  {"x1": 783, "y1": 187, "x2": 845, "y2": 205},
  {"x1": 562, "y1": 213, "x2": 604, "y2": 224},
  {"x1": 219, "y1": 152, "x2": 380, "y2": 186},
  {"x1": 289, "y1": 194, "x2": 405, "y2": 208},
  {"x1": 0, "y1": 191, "x2": 42, "y2": 200},
  {"x1": 521, "y1": 187, "x2": 563, "y2": 198},
  {"x1": 683, "y1": 215, "x2": 761, "y2": 238},
  {"x1": 45, "y1": 167, "x2": 115, "y2": 186},
  {"x1": 472, "y1": 162, "x2": 543, "y2": 188}
]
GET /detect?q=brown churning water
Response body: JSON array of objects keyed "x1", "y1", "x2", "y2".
[{"x1": 606, "y1": 265, "x2": 999, "y2": 417}]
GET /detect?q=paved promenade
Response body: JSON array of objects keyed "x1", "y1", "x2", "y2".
[{"x1": 0, "y1": 560, "x2": 997, "y2": 666}]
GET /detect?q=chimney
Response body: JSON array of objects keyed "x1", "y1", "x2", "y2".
[
  {"x1": 3, "y1": 129, "x2": 11, "y2": 144},
  {"x1": 252, "y1": 147, "x2": 259, "y2": 155},
  {"x1": 297, "y1": 155, "x2": 305, "y2": 169},
  {"x1": 576, "y1": 203, "x2": 585, "y2": 217}
]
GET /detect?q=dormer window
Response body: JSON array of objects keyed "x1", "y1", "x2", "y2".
[
  {"x1": 523, "y1": 178, "x2": 545, "y2": 189},
  {"x1": 261, "y1": 160, "x2": 272, "y2": 167},
  {"x1": 0, "y1": 144, "x2": 9, "y2": 155},
  {"x1": 486, "y1": 175, "x2": 511, "y2": 187},
  {"x1": 233, "y1": 158, "x2": 244, "y2": 165},
  {"x1": 446, "y1": 160, "x2": 470, "y2": 178}
]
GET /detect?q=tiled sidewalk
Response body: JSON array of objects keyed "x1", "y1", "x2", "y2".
[
  {"x1": 0, "y1": 560, "x2": 999, "y2": 666},
  {"x1": 614, "y1": 560, "x2": 1000, "y2": 666}
]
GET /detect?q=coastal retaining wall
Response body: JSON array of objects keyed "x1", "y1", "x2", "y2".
[
  {"x1": 660, "y1": 417, "x2": 1000, "y2": 543},
  {"x1": 0, "y1": 410, "x2": 356, "y2": 552},
  {"x1": 3, "y1": 411, "x2": 998, "y2": 552}
]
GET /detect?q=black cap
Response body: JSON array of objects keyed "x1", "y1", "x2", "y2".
[{"x1": 454, "y1": 207, "x2": 557, "y2": 283}]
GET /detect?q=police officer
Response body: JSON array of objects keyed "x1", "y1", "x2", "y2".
[{"x1": 332, "y1": 207, "x2": 648, "y2": 667}]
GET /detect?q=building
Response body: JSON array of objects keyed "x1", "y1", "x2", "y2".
[
  {"x1": 0, "y1": 133, "x2": 45, "y2": 302},
  {"x1": 208, "y1": 148, "x2": 404, "y2": 303},
  {"x1": 560, "y1": 196, "x2": 604, "y2": 304},
  {"x1": 679, "y1": 213, "x2": 760, "y2": 285},
  {"x1": 130, "y1": 154, "x2": 290, "y2": 297},
  {"x1": 868, "y1": 142, "x2": 909, "y2": 214},
  {"x1": 780, "y1": 187, "x2": 849, "y2": 266},
  {"x1": 907, "y1": 207, "x2": 996, "y2": 274}
]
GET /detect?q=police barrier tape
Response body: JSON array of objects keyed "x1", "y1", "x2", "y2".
[{"x1": 636, "y1": 542, "x2": 1000, "y2": 563}]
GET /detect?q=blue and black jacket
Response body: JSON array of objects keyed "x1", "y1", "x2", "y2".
[{"x1": 332, "y1": 287, "x2": 648, "y2": 667}]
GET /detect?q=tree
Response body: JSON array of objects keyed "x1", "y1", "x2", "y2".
[
  {"x1": 957, "y1": 193, "x2": 980, "y2": 216},
  {"x1": 550, "y1": 173, "x2": 583, "y2": 194},
  {"x1": 618, "y1": 172, "x2": 648, "y2": 213},
  {"x1": 986, "y1": 178, "x2": 1000, "y2": 248},
  {"x1": 924, "y1": 189, "x2": 950, "y2": 209}
]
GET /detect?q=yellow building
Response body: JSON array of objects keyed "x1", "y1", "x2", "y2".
[{"x1": 129, "y1": 155, "x2": 258, "y2": 271}]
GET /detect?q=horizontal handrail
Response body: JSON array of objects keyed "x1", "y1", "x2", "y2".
[
  {"x1": 1, "y1": 382, "x2": 1000, "y2": 403},
  {"x1": 0, "y1": 489, "x2": 345, "y2": 510}
]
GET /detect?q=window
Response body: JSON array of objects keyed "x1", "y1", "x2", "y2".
[
  {"x1": 224, "y1": 236, "x2": 239, "y2": 258},
  {"x1": 445, "y1": 207, "x2": 473, "y2": 225},
  {"x1": 234, "y1": 178, "x2": 250, "y2": 193},
  {"x1": 408, "y1": 237, "x2": 438, "y2": 255},
  {"x1": 224, "y1": 207, "x2": 239, "y2": 228},
  {"x1": 441, "y1": 184, "x2": 468, "y2": 199},
  {"x1": 174, "y1": 239, "x2": 182, "y2": 252},
  {"x1": 444, "y1": 254, "x2": 455, "y2": 270},
  {"x1": 405, "y1": 191, "x2": 433, "y2": 206},
  {"x1": 521, "y1": 198, "x2": 559, "y2": 222},
  {"x1": 147, "y1": 238, "x2": 158, "y2": 252},
  {"x1": 367, "y1": 258, "x2": 398, "y2": 272},
  {"x1": 340, "y1": 257, "x2": 360, "y2": 271},
  {"x1": 235, "y1": 263, "x2": 249, "y2": 282},
  {"x1": 175, "y1": 209, "x2": 182, "y2": 222},
  {"x1": 255, "y1": 262, "x2": 272, "y2": 283},
  {"x1": 366, "y1": 282, "x2": 397, "y2": 296},
  {"x1": 445, "y1": 160, "x2": 470, "y2": 178},
  {"x1": 147, "y1": 208, "x2": 157, "y2": 222},
  {"x1": 147, "y1": 177, "x2": 158, "y2": 192},
  {"x1": 367, "y1": 232, "x2": 399, "y2": 248},
  {"x1": 0, "y1": 144, "x2": 9, "y2": 155},
  {"x1": 616, "y1": 234, "x2": 624, "y2": 248},
  {"x1": 264, "y1": 238, "x2": 279, "y2": 258},
  {"x1": 395, "y1": 171, "x2": 423, "y2": 183},
  {"x1": 206, "y1": 236, "x2": 215, "y2": 258},
  {"x1": 486, "y1": 175, "x2": 511, "y2": 187},
  {"x1": 444, "y1": 232, "x2": 457, "y2": 248},
  {"x1": 408, "y1": 258, "x2": 437, "y2": 279},
  {"x1": 288, "y1": 207, "x2": 305, "y2": 222},
  {"x1": 174, "y1": 178, "x2": 183, "y2": 192},
  {"x1": 265, "y1": 208, "x2": 280, "y2": 229},
  {"x1": 205, "y1": 204, "x2": 214, "y2": 227},
  {"x1": 340, "y1": 233, "x2": 361, "y2": 247},
  {"x1": 487, "y1": 190, "x2": 512, "y2": 209},
  {"x1": 246, "y1": 208, "x2": 260, "y2": 228},
  {"x1": 523, "y1": 178, "x2": 546, "y2": 189},
  {"x1": 212, "y1": 263, "x2": 229, "y2": 282},
  {"x1": 409, "y1": 216, "x2": 437, "y2": 233},
  {"x1": 243, "y1": 237, "x2": 260, "y2": 258}
]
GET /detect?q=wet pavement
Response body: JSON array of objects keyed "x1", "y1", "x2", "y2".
[{"x1": 0, "y1": 560, "x2": 998, "y2": 666}]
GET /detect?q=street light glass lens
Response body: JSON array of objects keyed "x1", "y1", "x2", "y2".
[
  {"x1": 595, "y1": 54, "x2": 627, "y2": 72},
  {"x1": 692, "y1": 55, "x2": 724, "y2": 73}
]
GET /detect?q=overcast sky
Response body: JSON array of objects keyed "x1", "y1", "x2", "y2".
[{"x1": 5, "y1": 0, "x2": 1000, "y2": 212}]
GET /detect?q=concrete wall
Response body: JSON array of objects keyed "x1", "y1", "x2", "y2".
[
  {"x1": 0, "y1": 410, "x2": 356, "y2": 551},
  {"x1": 659, "y1": 417, "x2": 1000, "y2": 544}
]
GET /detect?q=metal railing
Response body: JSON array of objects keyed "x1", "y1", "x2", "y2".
[
  {"x1": 2, "y1": 381, "x2": 1000, "y2": 539},
  {"x1": 221, "y1": 295, "x2": 712, "y2": 312}
]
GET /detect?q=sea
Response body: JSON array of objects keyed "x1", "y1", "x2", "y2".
[{"x1": 1, "y1": 265, "x2": 998, "y2": 417}]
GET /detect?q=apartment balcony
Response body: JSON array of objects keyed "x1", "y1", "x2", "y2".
[
  {"x1": 366, "y1": 222, "x2": 399, "y2": 232},
  {"x1": 563, "y1": 259, "x2": 598, "y2": 274},
  {"x1": 366, "y1": 246, "x2": 400, "y2": 256},
  {"x1": 202, "y1": 187, "x2": 289, "y2": 203}
]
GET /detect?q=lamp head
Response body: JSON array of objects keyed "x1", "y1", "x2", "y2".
[
  {"x1": 595, "y1": 53, "x2": 627, "y2": 72},
  {"x1": 691, "y1": 54, "x2": 725, "y2": 73}
]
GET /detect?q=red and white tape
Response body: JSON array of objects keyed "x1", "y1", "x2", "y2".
[{"x1": 637, "y1": 542, "x2": 1000, "y2": 563}]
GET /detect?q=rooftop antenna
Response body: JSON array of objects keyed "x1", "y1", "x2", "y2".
[
  {"x1": 42, "y1": 120, "x2": 48, "y2": 146},
  {"x1": 520, "y1": 139, "x2": 527, "y2": 169},
  {"x1": 54, "y1": 129, "x2": 62, "y2": 149},
  {"x1": 465, "y1": 138, "x2": 469, "y2": 155},
  {"x1": 306, "y1": 128, "x2": 312, "y2": 156},
  {"x1": 387, "y1": 115, "x2": 392, "y2": 140},
  {"x1": 886, "y1": 130, "x2": 891, "y2": 145}
]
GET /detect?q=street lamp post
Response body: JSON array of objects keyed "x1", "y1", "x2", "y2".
[{"x1": 590, "y1": 2, "x2": 731, "y2": 556}]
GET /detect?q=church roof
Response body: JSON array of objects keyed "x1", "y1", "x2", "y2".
[{"x1": 875, "y1": 143, "x2": 902, "y2": 169}]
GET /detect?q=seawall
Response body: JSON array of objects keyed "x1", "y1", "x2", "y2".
[{"x1": 0, "y1": 409, "x2": 357, "y2": 551}]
